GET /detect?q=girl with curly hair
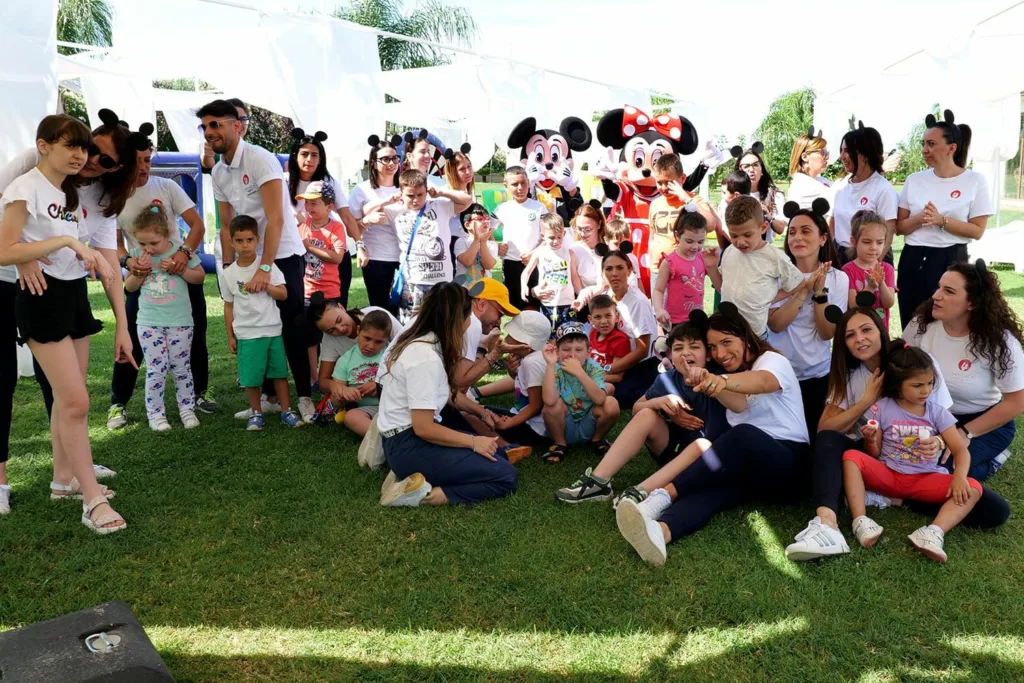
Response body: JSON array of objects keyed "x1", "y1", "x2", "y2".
[{"x1": 904, "y1": 261, "x2": 1024, "y2": 480}]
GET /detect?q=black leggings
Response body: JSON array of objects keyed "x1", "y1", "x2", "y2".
[
  {"x1": 659, "y1": 424, "x2": 812, "y2": 541},
  {"x1": 0, "y1": 282, "x2": 16, "y2": 464},
  {"x1": 263, "y1": 254, "x2": 311, "y2": 399},
  {"x1": 798, "y1": 374, "x2": 829, "y2": 446},
  {"x1": 897, "y1": 243, "x2": 967, "y2": 327},
  {"x1": 814, "y1": 429, "x2": 1009, "y2": 528},
  {"x1": 109, "y1": 283, "x2": 210, "y2": 407},
  {"x1": 362, "y1": 259, "x2": 399, "y2": 316},
  {"x1": 337, "y1": 253, "x2": 352, "y2": 308},
  {"x1": 502, "y1": 258, "x2": 538, "y2": 312},
  {"x1": 612, "y1": 357, "x2": 661, "y2": 411}
]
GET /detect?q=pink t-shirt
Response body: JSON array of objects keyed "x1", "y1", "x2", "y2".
[
  {"x1": 299, "y1": 219, "x2": 348, "y2": 300},
  {"x1": 842, "y1": 260, "x2": 895, "y2": 329},
  {"x1": 663, "y1": 251, "x2": 706, "y2": 324}
]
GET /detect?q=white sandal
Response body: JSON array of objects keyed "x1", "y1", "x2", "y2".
[
  {"x1": 81, "y1": 496, "x2": 126, "y2": 535},
  {"x1": 50, "y1": 478, "x2": 115, "y2": 501}
]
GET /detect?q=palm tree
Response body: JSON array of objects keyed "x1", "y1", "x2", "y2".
[
  {"x1": 755, "y1": 88, "x2": 815, "y2": 181},
  {"x1": 334, "y1": 0, "x2": 477, "y2": 70},
  {"x1": 56, "y1": 0, "x2": 113, "y2": 55}
]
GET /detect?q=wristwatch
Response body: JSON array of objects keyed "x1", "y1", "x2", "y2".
[
  {"x1": 259, "y1": 264, "x2": 272, "y2": 273},
  {"x1": 811, "y1": 293, "x2": 829, "y2": 304},
  {"x1": 119, "y1": 254, "x2": 130, "y2": 269},
  {"x1": 355, "y1": 240, "x2": 366, "y2": 250},
  {"x1": 178, "y1": 244, "x2": 194, "y2": 258}
]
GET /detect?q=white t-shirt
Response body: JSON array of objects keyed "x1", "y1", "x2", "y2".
[
  {"x1": 376, "y1": 332, "x2": 451, "y2": 432},
  {"x1": 463, "y1": 312, "x2": 483, "y2": 362},
  {"x1": 615, "y1": 285, "x2": 659, "y2": 358},
  {"x1": 904, "y1": 320, "x2": 1024, "y2": 414},
  {"x1": 832, "y1": 172, "x2": 898, "y2": 248},
  {"x1": 221, "y1": 260, "x2": 286, "y2": 339},
  {"x1": 898, "y1": 169, "x2": 993, "y2": 247},
  {"x1": 211, "y1": 139, "x2": 305, "y2": 259},
  {"x1": 720, "y1": 244, "x2": 805, "y2": 338},
  {"x1": 118, "y1": 177, "x2": 196, "y2": 251},
  {"x1": 838, "y1": 357, "x2": 953, "y2": 438},
  {"x1": 385, "y1": 198, "x2": 455, "y2": 285},
  {"x1": 320, "y1": 305, "x2": 403, "y2": 363},
  {"x1": 493, "y1": 198, "x2": 547, "y2": 261},
  {"x1": 453, "y1": 237, "x2": 499, "y2": 281},
  {"x1": 0, "y1": 168, "x2": 85, "y2": 281},
  {"x1": 787, "y1": 173, "x2": 834, "y2": 216},
  {"x1": 514, "y1": 349, "x2": 548, "y2": 435},
  {"x1": 573, "y1": 244, "x2": 602, "y2": 288},
  {"x1": 532, "y1": 243, "x2": 575, "y2": 306},
  {"x1": 768, "y1": 268, "x2": 849, "y2": 380},
  {"x1": 348, "y1": 180, "x2": 400, "y2": 262},
  {"x1": 726, "y1": 351, "x2": 809, "y2": 444}
]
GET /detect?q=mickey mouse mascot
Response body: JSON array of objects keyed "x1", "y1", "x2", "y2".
[{"x1": 506, "y1": 116, "x2": 593, "y2": 225}]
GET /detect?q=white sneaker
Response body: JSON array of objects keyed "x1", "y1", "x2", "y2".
[
  {"x1": 92, "y1": 464, "x2": 117, "y2": 480},
  {"x1": 297, "y1": 396, "x2": 316, "y2": 424},
  {"x1": 148, "y1": 416, "x2": 172, "y2": 432},
  {"x1": 852, "y1": 515, "x2": 884, "y2": 549},
  {"x1": 380, "y1": 472, "x2": 431, "y2": 507},
  {"x1": 636, "y1": 488, "x2": 672, "y2": 520},
  {"x1": 0, "y1": 484, "x2": 10, "y2": 515},
  {"x1": 865, "y1": 491, "x2": 892, "y2": 509},
  {"x1": 181, "y1": 410, "x2": 200, "y2": 429},
  {"x1": 616, "y1": 497, "x2": 668, "y2": 566},
  {"x1": 234, "y1": 396, "x2": 283, "y2": 420},
  {"x1": 908, "y1": 525, "x2": 947, "y2": 563},
  {"x1": 785, "y1": 517, "x2": 851, "y2": 561}
]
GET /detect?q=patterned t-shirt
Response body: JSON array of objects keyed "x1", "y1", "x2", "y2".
[
  {"x1": 869, "y1": 397, "x2": 957, "y2": 475},
  {"x1": 555, "y1": 358, "x2": 605, "y2": 420}
]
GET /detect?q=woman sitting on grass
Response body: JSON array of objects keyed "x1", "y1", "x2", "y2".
[
  {"x1": 784, "y1": 298, "x2": 1010, "y2": 562},
  {"x1": 377, "y1": 282, "x2": 518, "y2": 507}
]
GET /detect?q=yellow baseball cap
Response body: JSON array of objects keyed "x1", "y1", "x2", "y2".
[{"x1": 466, "y1": 277, "x2": 519, "y2": 316}]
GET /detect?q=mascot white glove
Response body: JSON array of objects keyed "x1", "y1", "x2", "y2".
[
  {"x1": 592, "y1": 146, "x2": 620, "y2": 181},
  {"x1": 525, "y1": 161, "x2": 544, "y2": 184},
  {"x1": 557, "y1": 166, "x2": 579, "y2": 193}
]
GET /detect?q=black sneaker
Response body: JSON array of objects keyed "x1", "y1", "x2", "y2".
[
  {"x1": 613, "y1": 485, "x2": 647, "y2": 510},
  {"x1": 554, "y1": 467, "x2": 613, "y2": 504},
  {"x1": 195, "y1": 389, "x2": 220, "y2": 414}
]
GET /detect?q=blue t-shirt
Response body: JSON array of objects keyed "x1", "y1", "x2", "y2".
[
  {"x1": 332, "y1": 345, "x2": 384, "y2": 406},
  {"x1": 130, "y1": 246, "x2": 200, "y2": 327},
  {"x1": 644, "y1": 362, "x2": 729, "y2": 441},
  {"x1": 554, "y1": 358, "x2": 605, "y2": 420}
]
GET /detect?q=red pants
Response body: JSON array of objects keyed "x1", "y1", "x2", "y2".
[{"x1": 843, "y1": 450, "x2": 982, "y2": 504}]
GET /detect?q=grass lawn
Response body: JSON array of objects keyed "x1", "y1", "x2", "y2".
[{"x1": 2, "y1": 242, "x2": 1023, "y2": 682}]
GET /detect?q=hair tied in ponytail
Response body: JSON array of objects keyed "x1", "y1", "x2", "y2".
[{"x1": 149, "y1": 205, "x2": 160, "y2": 214}]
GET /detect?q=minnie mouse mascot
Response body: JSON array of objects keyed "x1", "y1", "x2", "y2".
[
  {"x1": 506, "y1": 116, "x2": 593, "y2": 225},
  {"x1": 594, "y1": 106, "x2": 710, "y2": 295}
]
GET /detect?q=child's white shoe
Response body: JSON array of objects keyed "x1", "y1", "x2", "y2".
[
  {"x1": 908, "y1": 525, "x2": 947, "y2": 563},
  {"x1": 181, "y1": 410, "x2": 200, "y2": 429},
  {"x1": 148, "y1": 416, "x2": 172, "y2": 432},
  {"x1": 852, "y1": 515, "x2": 884, "y2": 549},
  {"x1": 0, "y1": 484, "x2": 11, "y2": 515}
]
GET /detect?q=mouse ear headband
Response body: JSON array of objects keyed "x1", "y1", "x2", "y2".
[
  {"x1": 823, "y1": 304, "x2": 844, "y2": 324},
  {"x1": 782, "y1": 198, "x2": 830, "y2": 220},
  {"x1": 367, "y1": 134, "x2": 403, "y2": 148},
  {"x1": 807, "y1": 125, "x2": 823, "y2": 139},
  {"x1": 924, "y1": 108, "x2": 962, "y2": 145},
  {"x1": 730, "y1": 141, "x2": 763, "y2": 159},
  {"x1": 443, "y1": 142, "x2": 472, "y2": 161},
  {"x1": 848, "y1": 116, "x2": 866, "y2": 132},
  {"x1": 292, "y1": 128, "x2": 328, "y2": 143}
]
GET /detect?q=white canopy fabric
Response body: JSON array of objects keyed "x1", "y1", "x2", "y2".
[{"x1": 0, "y1": 0, "x2": 58, "y2": 166}]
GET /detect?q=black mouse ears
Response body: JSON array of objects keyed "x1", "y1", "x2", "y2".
[
  {"x1": 97, "y1": 108, "x2": 120, "y2": 127},
  {"x1": 782, "y1": 198, "x2": 830, "y2": 219},
  {"x1": 848, "y1": 116, "x2": 866, "y2": 131},
  {"x1": 367, "y1": 134, "x2": 403, "y2": 148},
  {"x1": 403, "y1": 129, "x2": 430, "y2": 144},
  {"x1": 730, "y1": 141, "x2": 763, "y2": 159},
  {"x1": 595, "y1": 241, "x2": 633, "y2": 257},
  {"x1": 687, "y1": 309, "x2": 709, "y2": 326},
  {"x1": 292, "y1": 128, "x2": 327, "y2": 143},
  {"x1": 824, "y1": 304, "x2": 845, "y2": 324},
  {"x1": 588, "y1": 199, "x2": 603, "y2": 211},
  {"x1": 854, "y1": 290, "x2": 876, "y2": 309},
  {"x1": 925, "y1": 109, "x2": 956, "y2": 128},
  {"x1": 618, "y1": 240, "x2": 633, "y2": 255},
  {"x1": 717, "y1": 301, "x2": 740, "y2": 317},
  {"x1": 443, "y1": 142, "x2": 472, "y2": 161},
  {"x1": 594, "y1": 243, "x2": 610, "y2": 257},
  {"x1": 782, "y1": 200, "x2": 800, "y2": 219},
  {"x1": 807, "y1": 125, "x2": 823, "y2": 139}
]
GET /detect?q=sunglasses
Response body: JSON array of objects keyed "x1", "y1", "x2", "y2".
[
  {"x1": 739, "y1": 161, "x2": 761, "y2": 171},
  {"x1": 197, "y1": 118, "x2": 238, "y2": 133},
  {"x1": 376, "y1": 155, "x2": 399, "y2": 164},
  {"x1": 239, "y1": 116, "x2": 250, "y2": 124},
  {"x1": 88, "y1": 144, "x2": 118, "y2": 169}
]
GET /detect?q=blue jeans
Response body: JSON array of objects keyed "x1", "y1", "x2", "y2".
[
  {"x1": 948, "y1": 409, "x2": 1016, "y2": 481},
  {"x1": 383, "y1": 427, "x2": 518, "y2": 505}
]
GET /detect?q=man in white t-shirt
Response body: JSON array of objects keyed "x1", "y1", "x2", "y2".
[
  {"x1": 105, "y1": 144, "x2": 217, "y2": 429},
  {"x1": 456, "y1": 278, "x2": 521, "y2": 392},
  {"x1": 199, "y1": 99, "x2": 315, "y2": 422},
  {"x1": 494, "y1": 166, "x2": 548, "y2": 310}
]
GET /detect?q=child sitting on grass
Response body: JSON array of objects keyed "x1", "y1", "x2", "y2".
[
  {"x1": 541, "y1": 322, "x2": 620, "y2": 463},
  {"x1": 842, "y1": 340, "x2": 981, "y2": 563},
  {"x1": 222, "y1": 215, "x2": 305, "y2": 431},
  {"x1": 588, "y1": 294, "x2": 631, "y2": 387},
  {"x1": 331, "y1": 310, "x2": 391, "y2": 438},
  {"x1": 484, "y1": 310, "x2": 552, "y2": 450}
]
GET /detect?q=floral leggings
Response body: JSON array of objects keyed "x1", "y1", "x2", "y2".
[{"x1": 139, "y1": 325, "x2": 195, "y2": 420}]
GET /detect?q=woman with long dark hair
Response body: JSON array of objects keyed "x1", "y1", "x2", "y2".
[
  {"x1": 377, "y1": 282, "x2": 517, "y2": 507},
  {"x1": 896, "y1": 110, "x2": 991, "y2": 325},
  {"x1": 831, "y1": 126, "x2": 898, "y2": 264},
  {"x1": 904, "y1": 261, "x2": 1024, "y2": 480},
  {"x1": 349, "y1": 135, "x2": 402, "y2": 314},
  {"x1": 734, "y1": 144, "x2": 785, "y2": 234}
]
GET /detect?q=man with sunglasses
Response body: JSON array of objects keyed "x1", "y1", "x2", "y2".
[
  {"x1": 201, "y1": 98, "x2": 249, "y2": 174},
  {"x1": 197, "y1": 99, "x2": 316, "y2": 423}
]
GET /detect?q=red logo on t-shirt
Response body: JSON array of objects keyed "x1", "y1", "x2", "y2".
[
  {"x1": 859, "y1": 196, "x2": 869, "y2": 206},
  {"x1": 242, "y1": 174, "x2": 250, "y2": 185},
  {"x1": 152, "y1": 198, "x2": 163, "y2": 206},
  {"x1": 950, "y1": 190, "x2": 961, "y2": 199},
  {"x1": 82, "y1": 207, "x2": 88, "y2": 219},
  {"x1": 958, "y1": 358, "x2": 972, "y2": 372}
]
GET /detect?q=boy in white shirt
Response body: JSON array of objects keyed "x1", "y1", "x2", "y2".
[
  {"x1": 453, "y1": 203, "x2": 499, "y2": 283},
  {"x1": 221, "y1": 216, "x2": 304, "y2": 431},
  {"x1": 494, "y1": 166, "x2": 548, "y2": 310}
]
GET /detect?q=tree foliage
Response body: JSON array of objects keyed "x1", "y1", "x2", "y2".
[
  {"x1": 56, "y1": 0, "x2": 112, "y2": 54},
  {"x1": 754, "y1": 88, "x2": 815, "y2": 182}
]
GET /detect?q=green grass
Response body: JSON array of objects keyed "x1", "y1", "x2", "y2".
[{"x1": 2, "y1": 251, "x2": 1023, "y2": 682}]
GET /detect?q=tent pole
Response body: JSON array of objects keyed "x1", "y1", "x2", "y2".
[{"x1": 1017, "y1": 110, "x2": 1024, "y2": 200}]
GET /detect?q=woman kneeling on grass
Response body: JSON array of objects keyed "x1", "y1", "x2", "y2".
[
  {"x1": 612, "y1": 303, "x2": 811, "y2": 566},
  {"x1": 377, "y1": 282, "x2": 518, "y2": 507},
  {"x1": 784, "y1": 298, "x2": 1009, "y2": 562}
]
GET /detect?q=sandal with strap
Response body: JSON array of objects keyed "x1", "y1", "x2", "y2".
[
  {"x1": 51, "y1": 478, "x2": 115, "y2": 501},
  {"x1": 542, "y1": 444, "x2": 568, "y2": 464},
  {"x1": 81, "y1": 496, "x2": 127, "y2": 535},
  {"x1": 590, "y1": 439, "x2": 612, "y2": 457}
]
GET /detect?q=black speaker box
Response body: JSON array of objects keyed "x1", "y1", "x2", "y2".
[{"x1": 0, "y1": 601, "x2": 174, "y2": 682}]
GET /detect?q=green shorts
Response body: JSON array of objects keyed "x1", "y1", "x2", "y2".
[{"x1": 237, "y1": 335, "x2": 288, "y2": 388}]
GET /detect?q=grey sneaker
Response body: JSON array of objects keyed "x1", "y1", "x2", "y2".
[
  {"x1": 195, "y1": 389, "x2": 220, "y2": 414},
  {"x1": 613, "y1": 485, "x2": 647, "y2": 510},
  {"x1": 106, "y1": 404, "x2": 127, "y2": 430},
  {"x1": 554, "y1": 468, "x2": 613, "y2": 504}
]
